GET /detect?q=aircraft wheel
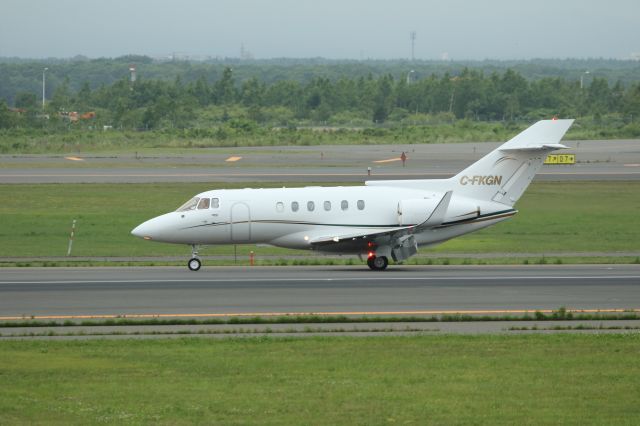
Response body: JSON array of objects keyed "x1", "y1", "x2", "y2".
[
  {"x1": 367, "y1": 255, "x2": 388, "y2": 271},
  {"x1": 188, "y1": 257, "x2": 201, "y2": 271},
  {"x1": 367, "y1": 256, "x2": 376, "y2": 270}
]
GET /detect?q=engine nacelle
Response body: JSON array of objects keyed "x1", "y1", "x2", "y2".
[{"x1": 397, "y1": 198, "x2": 441, "y2": 226}]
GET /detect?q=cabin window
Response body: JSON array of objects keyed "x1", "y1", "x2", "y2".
[
  {"x1": 324, "y1": 201, "x2": 331, "y2": 211},
  {"x1": 197, "y1": 198, "x2": 210, "y2": 210},
  {"x1": 291, "y1": 201, "x2": 299, "y2": 212},
  {"x1": 176, "y1": 197, "x2": 199, "y2": 212},
  {"x1": 276, "y1": 202, "x2": 284, "y2": 213},
  {"x1": 211, "y1": 198, "x2": 220, "y2": 209},
  {"x1": 341, "y1": 200, "x2": 348, "y2": 210},
  {"x1": 357, "y1": 200, "x2": 365, "y2": 210},
  {"x1": 307, "y1": 201, "x2": 315, "y2": 212}
]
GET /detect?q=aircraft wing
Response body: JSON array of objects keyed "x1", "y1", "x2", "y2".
[
  {"x1": 308, "y1": 225, "x2": 414, "y2": 252},
  {"x1": 309, "y1": 191, "x2": 453, "y2": 252}
]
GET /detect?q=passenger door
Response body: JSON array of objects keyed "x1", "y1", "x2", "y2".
[{"x1": 230, "y1": 202, "x2": 251, "y2": 242}]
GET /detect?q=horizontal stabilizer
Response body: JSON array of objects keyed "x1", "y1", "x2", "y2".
[
  {"x1": 501, "y1": 143, "x2": 569, "y2": 152},
  {"x1": 500, "y1": 119, "x2": 573, "y2": 150}
]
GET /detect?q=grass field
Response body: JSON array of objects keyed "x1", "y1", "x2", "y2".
[
  {"x1": 0, "y1": 181, "x2": 638, "y2": 260},
  {"x1": 2, "y1": 117, "x2": 639, "y2": 154},
  {"x1": 0, "y1": 335, "x2": 639, "y2": 424}
]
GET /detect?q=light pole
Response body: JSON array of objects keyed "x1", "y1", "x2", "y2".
[
  {"x1": 580, "y1": 70, "x2": 590, "y2": 89},
  {"x1": 42, "y1": 67, "x2": 48, "y2": 111}
]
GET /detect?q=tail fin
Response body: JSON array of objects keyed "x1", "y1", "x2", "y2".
[{"x1": 451, "y1": 119, "x2": 573, "y2": 206}]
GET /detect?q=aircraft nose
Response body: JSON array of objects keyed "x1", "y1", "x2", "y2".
[
  {"x1": 131, "y1": 213, "x2": 177, "y2": 241},
  {"x1": 131, "y1": 219, "x2": 158, "y2": 240}
]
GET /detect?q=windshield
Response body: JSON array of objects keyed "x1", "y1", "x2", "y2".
[{"x1": 176, "y1": 197, "x2": 199, "y2": 212}]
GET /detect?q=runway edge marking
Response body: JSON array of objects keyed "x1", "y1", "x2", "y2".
[{"x1": 1, "y1": 308, "x2": 638, "y2": 321}]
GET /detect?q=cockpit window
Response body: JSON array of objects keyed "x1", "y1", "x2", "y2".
[
  {"x1": 197, "y1": 198, "x2": 210, "y2": 210},
  {"x1": 176, "y1": 197, "x2": 199, "y2": 212},
  {"x1": 211, "y1": 198, "x2": 220, "y2": 209}
]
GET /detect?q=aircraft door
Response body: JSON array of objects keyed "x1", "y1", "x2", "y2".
[{"x1": 230, "y1": 202, "x2": 251, "y2": 242}]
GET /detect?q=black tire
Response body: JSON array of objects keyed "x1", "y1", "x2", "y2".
[
  {"x1": 367, "y1": 256, "x2": 376, "y2": 270},
  {"x1": 373, "y1": 256, "x2": 388, "y2": 270},
  {"x1": 367, "y1": 256, "x2": 388, "y2": 271},
  {"x1": 188, "y1": 257, "x2": 201, "y2": 271}
]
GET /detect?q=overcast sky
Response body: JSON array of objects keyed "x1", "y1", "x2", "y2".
[{"x1": 1, "y1": 0, "x2": 638, "y2": 60}]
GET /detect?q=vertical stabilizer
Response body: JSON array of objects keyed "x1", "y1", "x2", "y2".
[{"x1": 450, "y1": 119, "x2": 573, "y2": 205}]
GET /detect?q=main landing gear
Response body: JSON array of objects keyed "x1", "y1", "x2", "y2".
[
  {"x1": 188, "y1": 245, "x2": 201, "y2": 271},
  {"x1": 367, "y1": 255, "x2": 388, "y2": 271}
]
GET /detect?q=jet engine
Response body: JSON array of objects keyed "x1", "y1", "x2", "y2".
[{"x1": 396, "y1": 198, "x2": 441, "y2": 226}]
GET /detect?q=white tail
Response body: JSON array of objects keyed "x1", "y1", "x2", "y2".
[{"x1": 450, "y1": 119, "x2": 574, "y2": 206}]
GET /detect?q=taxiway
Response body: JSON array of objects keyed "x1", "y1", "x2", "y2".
[{"x1": 1, "y1": 139, "x2": 639, "y2": 183}]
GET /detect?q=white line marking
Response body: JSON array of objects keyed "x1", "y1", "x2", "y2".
[{"x1": 1, "y1": 276, "x2": 639, "y2": 285}]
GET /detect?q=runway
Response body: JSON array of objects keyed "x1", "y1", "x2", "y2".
[
  {"x1": 1, "y1": 168, "x2": 638, "y2": 183},
  {"x1": 1, "y1": 265, "x2": 638, "y2": 319}
]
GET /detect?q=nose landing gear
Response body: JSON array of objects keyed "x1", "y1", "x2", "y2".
[
  {"x1": 188, "y1": 245, "x2": 201, "y2": 271},
  {"x1": 188, "y1": 257, "x2": 201, "y2": 271}
]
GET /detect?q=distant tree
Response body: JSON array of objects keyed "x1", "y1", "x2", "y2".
[
  {"x1": 498, "y1": 69, "x2": 528, "y2": 120},
  {"x1": 142, "y1": 95, "x2": 173, "y2": 129},
  {"x1": 240, "y1": 77, "x2": 264, "y2": 107},
  {"x1": 623, "y1": 83, "x2": 640, "y2": 121},
  {"x1": 306, "y1": 91, "x2": 321, "y2": 110},
  {"x1": 529, "y1": 77, "x2": 578, "y2": 117},
  {"x1": 394, "y1": 77, "x2": 411, "y2": 110},
  {"x1": 74, "y1": 82, "x2": 92, "y2": 111},
  {"x1": 50, "y1": 77, "x2": 72, "y2": 111},
  {"x1": 0, "y1": 100, "x2": 15, "y2": 128},
  {"x1": 372, "y1": 74, "x2": 394, "y2": 123},
  {"x1": 14, "y1": 92, "x2": 37, "y2": 110},
  {"x1": 609, "y1": 80, "x2": 625, "y2": 112},
  {"x1": 191, "y1": 76, "x2": 210, "y2": 106},
  {"x1": 433, "y1": 73, "x2": 455, "y2": 114},
  {"x1": 450, "y1": 68, "x2": 485, "y2": 119},
  {"x1": 213, "y1": 67, "x2": 236, "y2": 104},
  {"x1": 263, "y1": 80, "x2": 304, "y2": 112},
  {"x1": 585, "y1": 77, "x2": 611, "y2": 116}
]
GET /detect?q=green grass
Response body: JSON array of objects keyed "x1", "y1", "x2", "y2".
[
  {"x1": 0, "y1": 181, "x2": 638, "y2": 258},
  {"x1": 2, "y1": 117, "x2": 639, "y2": 154},
  {"x1": 0, "y1": 335, "x2": 639, "y2": 424}
]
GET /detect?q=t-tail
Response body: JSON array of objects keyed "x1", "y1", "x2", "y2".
[{"x1": 450, "y1": 119, "x2": 574, "y2": 206}]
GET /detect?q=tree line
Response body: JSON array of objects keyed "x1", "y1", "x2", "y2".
[
  {"x1": 2, "y1": 56, "x2": 639, "y2": 101},
  {"x1": 1, "y1": 65, "x2": 640, "y2": 130}
]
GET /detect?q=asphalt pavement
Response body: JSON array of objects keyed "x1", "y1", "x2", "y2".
[
  {"x1": 1, "y1": 265, "x2": 638, "y2": 319},
  {"x1": 1, "y1": 139, "x2": 639, "y2": 183}
]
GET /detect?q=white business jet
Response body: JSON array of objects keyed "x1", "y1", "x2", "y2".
[{"x1": 132, "y1": 119, "x2": 573, "y2": 271}]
